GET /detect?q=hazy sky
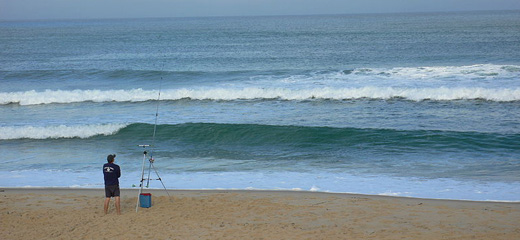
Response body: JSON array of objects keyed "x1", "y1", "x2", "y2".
[{"x1": 1, "y1": 0, "x2": 520, "y2": 20}]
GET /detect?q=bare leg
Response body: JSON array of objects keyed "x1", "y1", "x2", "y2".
[
  {"x1": 115, "y1": 196, "x2": 121, "y2": 215},
  {"x1": 104, "y1": 197, "x2": 111, "y2": 214}
]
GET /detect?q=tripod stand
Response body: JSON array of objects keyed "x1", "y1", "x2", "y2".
[{"x1": 135, "y1": 145, "x2": 172, "y2": 212}]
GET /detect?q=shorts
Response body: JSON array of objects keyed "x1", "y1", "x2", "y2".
[{"x1": 105, "y1": 185, "x2": 120, "y2": 198}]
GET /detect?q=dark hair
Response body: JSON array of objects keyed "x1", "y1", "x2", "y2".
[{"x1": 107, "y1": 154, "x2": 116, "y2": 163}]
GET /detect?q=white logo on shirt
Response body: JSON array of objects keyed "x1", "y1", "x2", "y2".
[{"x1": 104, "y1": 166, "x2": 114, "y2": 173}]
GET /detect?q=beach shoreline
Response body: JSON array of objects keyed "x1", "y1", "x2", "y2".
[{"x1": 1, "y1": 187, "x2": 519, "y2": 239}]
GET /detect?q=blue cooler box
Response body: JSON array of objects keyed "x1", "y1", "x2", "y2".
[{"x1": 139, "y1": 193, "x2": 152, "y2": 208}]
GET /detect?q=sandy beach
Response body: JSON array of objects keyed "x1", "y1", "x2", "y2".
[{"x1": 1, "y1": 188, "x2": 519, "y2": 239}]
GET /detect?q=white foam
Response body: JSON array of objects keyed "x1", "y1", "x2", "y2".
[
  {"x1": 259, "y1": 64, "x2": 520, "y2": 88},
  {"x1": 0, "y1": 123, "x2": 128, "y2": 140},
  {"x1": 1, "y1": 86, "x2": 519, "y2": 105},
  {"x1": 355, "y1": 64, "x2": 519, "y2": 80},
  {"x1": 0, "y1": 89, "x2": 157, "y2": 105},
  {"x1": 2, "y1": 64, "x2": 519, "y2": 105},
  {"x1": 1, "y1": 170, "x2": 518, "y2": 202}
]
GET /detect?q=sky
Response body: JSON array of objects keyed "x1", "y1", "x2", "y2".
[{"x1": 1, "y1": 0, "x2": 520, "y2": 20}]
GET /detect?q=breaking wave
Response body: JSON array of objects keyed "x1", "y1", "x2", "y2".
[
  {"x1": 1, "y1": 87, "x2": 519, "y2": 105},
  {"x1": 2, "y1": 64, "x2": 519, "y2": 105},
  {"x1": 4, "y1": 123, "x2": 519, "y2": 154},
  {"x1": 0, "y1": 124, "x2": 128, "y2": 140}
]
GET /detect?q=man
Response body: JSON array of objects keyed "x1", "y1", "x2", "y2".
[{"x1": 103, "y1": 154, "x2": 121, "y2": 215}]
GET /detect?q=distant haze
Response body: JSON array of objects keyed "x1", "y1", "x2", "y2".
[{"x1": 1, "y1": 0, "x2": 520, "y2": 20}]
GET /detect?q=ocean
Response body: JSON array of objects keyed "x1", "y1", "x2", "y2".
[{"x1": 1, "y1": 11, "x2": 519, "y2": 201}]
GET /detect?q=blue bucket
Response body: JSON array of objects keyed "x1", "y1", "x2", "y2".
[{"x1": 139, "y1": 193, "x2": 152, "y2": 208}]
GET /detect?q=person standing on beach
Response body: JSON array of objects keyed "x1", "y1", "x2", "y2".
[{"x1": 103, "y1": 154, "x2": 121, "y2": 215}]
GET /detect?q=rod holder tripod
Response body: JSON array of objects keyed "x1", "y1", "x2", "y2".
[{"x1": 136, "y1": 144, "x2": 172, "y2": 212}]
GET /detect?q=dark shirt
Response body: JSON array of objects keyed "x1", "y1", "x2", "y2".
[{"x1": 103, "y1": 162, "x2": 121, "y2": 186}]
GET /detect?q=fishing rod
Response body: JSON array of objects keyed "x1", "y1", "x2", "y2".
[
  {"x1": 136, "y1": 75, "x2": 172, "y2": 212},
  {"x1": 146, "y1": 76, "x2": 163, "y2": 188}
]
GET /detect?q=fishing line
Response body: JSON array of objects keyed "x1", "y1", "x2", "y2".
[
  {"x1": 151, "y1": 76, "x2": 163, "y2": 153},
  {"x1": 146, "y1": 76, "x2": 163, "y2": 188}
]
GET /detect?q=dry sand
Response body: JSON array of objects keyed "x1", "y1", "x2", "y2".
[{"x1": 1, "y1": 188, "x2": 519, "y2": 239}]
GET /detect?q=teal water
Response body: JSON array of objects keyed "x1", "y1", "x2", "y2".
[{"x1": 0, "y1": 11, "x2": 519, "y2": 200}]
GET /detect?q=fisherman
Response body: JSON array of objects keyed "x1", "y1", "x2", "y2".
[{"x1": 103, "y1": 154, "x2": 121, "y2": 215}]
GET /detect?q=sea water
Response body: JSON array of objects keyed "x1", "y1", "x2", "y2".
[{"x1": 1, "y1": 11, "x2": 519, "y2": 201}]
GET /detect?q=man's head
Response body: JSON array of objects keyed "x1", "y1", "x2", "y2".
[{"x1": 107, "y1": 154, "x2": 116, "y2": 163}]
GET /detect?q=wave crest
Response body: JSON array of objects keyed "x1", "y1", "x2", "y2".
[
  {"x1": 1, "y1": 87, "x2": 519, "y2": 105},
  {"x1": 0, "y1": 124, "x2": 128, "y2": 140},
  {"x1": 4, "y1": 123, "x2": 519, "y2": 154}
]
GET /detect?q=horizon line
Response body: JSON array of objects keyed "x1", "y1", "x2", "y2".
[{"x1": 1, "y1": 9, "x2": 519, "y2": 23}]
